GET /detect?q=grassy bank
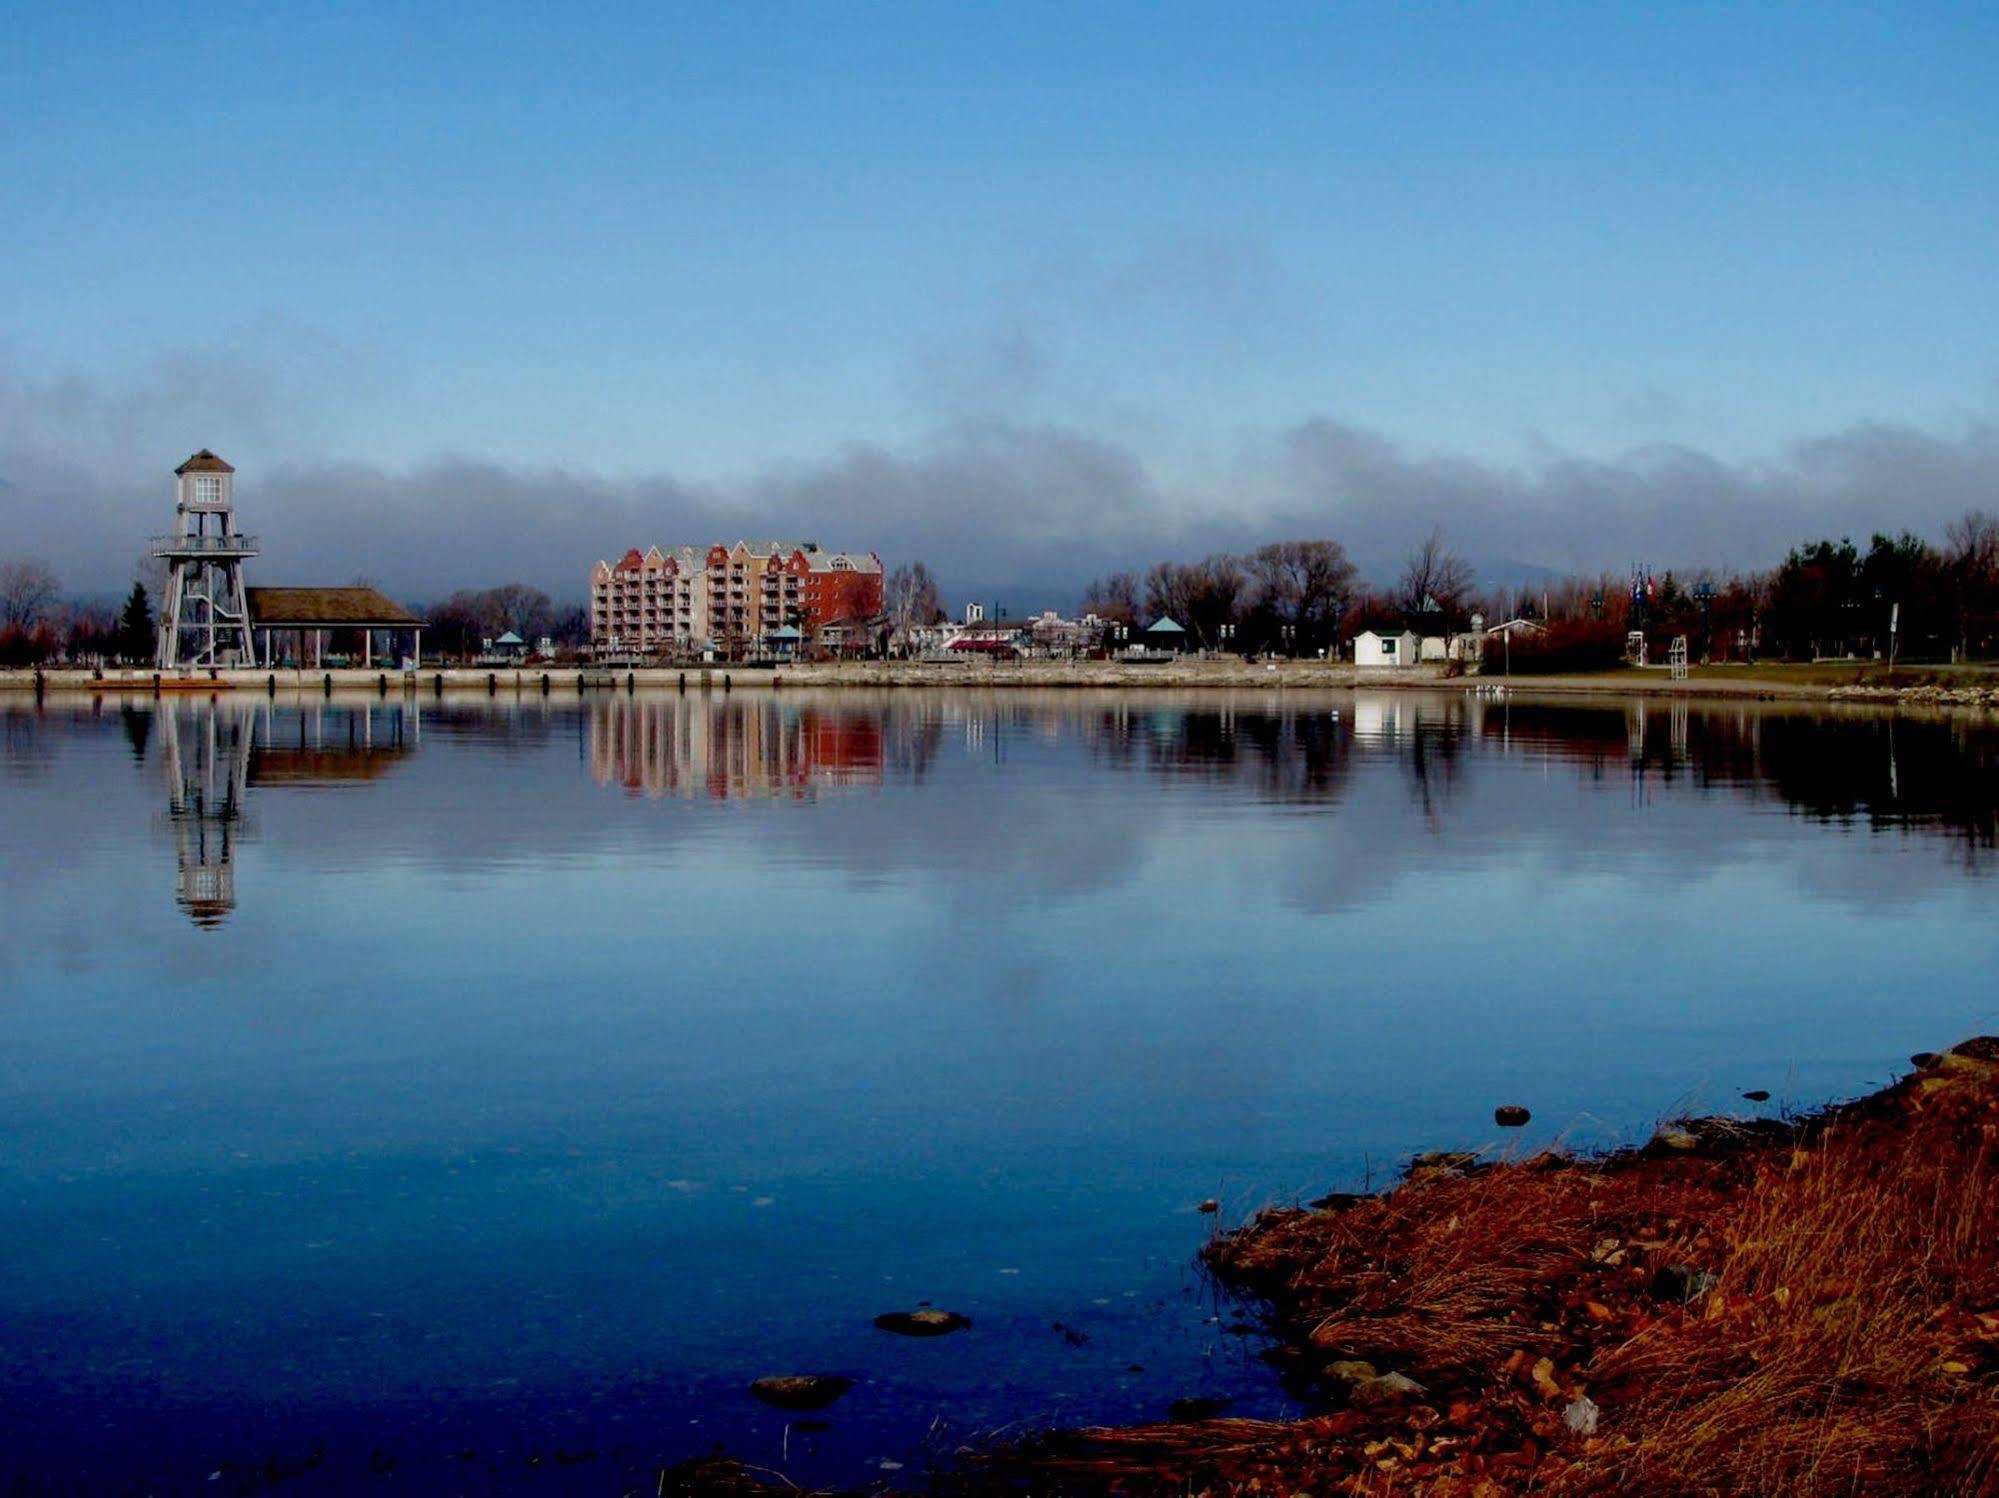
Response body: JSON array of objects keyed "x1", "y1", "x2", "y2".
[{"x1": 971, "y1": 1043, "x2": 1999, "y2": 1495}]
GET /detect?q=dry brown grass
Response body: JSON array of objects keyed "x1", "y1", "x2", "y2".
[
  {"x1": 1580, "y1": 1070, "x2": 1999, "y2": 1495},
  {"x1": 966, "y1": 1047, "x2": 1999, "y2": 1496}
]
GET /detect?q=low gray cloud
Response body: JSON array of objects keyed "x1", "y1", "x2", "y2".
[
  {"x1": 4, "y1": 329, "x2": 1997, "y2": 611},
  {"x1": 1257, "y1": 415, "x2": 1999, "y2": 581}
]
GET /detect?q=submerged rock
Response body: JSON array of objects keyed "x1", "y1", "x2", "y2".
[
  {"x1": 1168, "y1": 1396, "x2": 1234, "y2": 1422},
  {"x1": 1742, "y1": 1089, "x2": 1772, "y2": 1102},
  {"x1": 749, "y1": 1375, "x2": 853, "y2": 1411},
  {"x1": 1196, "y1": 1198, "x2": 1220, "y2": 1214},
  {"x1": 874, "y1": 1309, "x2": 971, "y2": 1337},
  {"x1": 1494, "y1": 1105, "x2": 1531, "y2": 1127}
]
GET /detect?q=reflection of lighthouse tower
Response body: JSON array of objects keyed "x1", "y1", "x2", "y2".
[
  {"x1": 153, "y1": 450, "x2": 258, "y2": 668},
  {"x1": 157, "y1": 699, "x2": 255, "y2": 926}
]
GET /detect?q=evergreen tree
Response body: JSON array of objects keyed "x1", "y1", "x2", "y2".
[{"x1": 117, "y1": 581, "x2": 153, "y2": 662}]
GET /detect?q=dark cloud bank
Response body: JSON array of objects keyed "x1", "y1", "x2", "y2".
[{"x1": 4, "y1": 355, "x2": 1996, "y2": 611}]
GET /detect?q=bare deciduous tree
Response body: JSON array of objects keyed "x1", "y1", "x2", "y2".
[
  {"x1": 1946, "y1": 510, "x2": 1999, "y2": 579},
  {"x1": 1143, "y1": 554, "x2": 1247, "y2": 650},
  {"x1": 1396, "y1": 526, "x2": 1475, "y2": 622},
  {"x1": 1080, "y1": 570, "x2": 1141, "y2": 626},
  {"x1": 1945, "y1": 510, "x2": 1999, "y2": 658},
  {"x1": 1246, "y1": 540, "x2": 1357, "y2": 646},
  {"x1": 885, "y1": 561, "x2": 945, "y2": 635},
  {"x1": 0, "y1": 559, "x2": 60, "y2": 631}
]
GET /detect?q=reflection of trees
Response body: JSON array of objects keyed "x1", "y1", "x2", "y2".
[
  {"x1": 1477, "y1": 702, "x2": 1997, "y2": 856},
  {"x1": 1080, "y1": 703, "x2": 1356, "y2": 806},
  {"x1": 1, "y1": 707, "x2": 59, "y2": 784},
  {"x1": 1077, "y1": 692, "x2": 1996, "y2": 859},
  {"x1": 1752, "y1": 715, "x2": 1995, "y2": 854},
  {"x1": 1402, "y1": 709, "x2": 1469, "y2": 829},
  {"x1": 34, "y1": 691, "x2": 1985, "y2": 932},
  {"x1": 119, "y1": 706, "x2": 152, "y2": 763}
]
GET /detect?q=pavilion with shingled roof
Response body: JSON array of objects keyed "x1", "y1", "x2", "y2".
[{"x1": 246, "y1": 586, "x2": 426, "y2": 669}]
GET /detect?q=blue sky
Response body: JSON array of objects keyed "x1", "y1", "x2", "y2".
[{"x1": 3, "y1": 2, "x2": 1997, "y2": 600}]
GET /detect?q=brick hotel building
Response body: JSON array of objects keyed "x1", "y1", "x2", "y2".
[{"x1": 589, "y1": 541, "x2": 883, "y2": 656}]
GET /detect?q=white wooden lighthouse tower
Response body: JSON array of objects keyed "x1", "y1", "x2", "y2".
[{"x1": 153, "y1": 450, "x2": 259, "y2": 669}]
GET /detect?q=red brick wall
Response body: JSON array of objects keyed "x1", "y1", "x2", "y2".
[{"x1": 802, "y1": 568, "x2": 883, "y2": 629}]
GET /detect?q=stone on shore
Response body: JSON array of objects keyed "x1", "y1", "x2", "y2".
[
  {"x1": 1564, "y1": 1395, "x2": 1601, "y2": 1436},
  {"x1": 1349, "y1": 1371, "x2": 1426, "y2": 1406},
  {"x1": 1938, "y1": 1038, "x2": 1999, "y2": 1078},
  {"x1": 1409, "y1": 1149, "x2": 1478, "y2": 1177},
  {"x1": 1323, "y1": 1359, "x2": 1379, "y2": 1384},
  {"x1": 1649, "y1": 1263, "x2": 1718, "y2": 1304}
]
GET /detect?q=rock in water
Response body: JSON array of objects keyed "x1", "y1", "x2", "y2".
[
  {"x1": 749, "y1": 1375, "x2": 853, "y2": 1411},
  {"x1": 1742, "y1": 1089, "x2": 1771, "y2": 1102},
  {"x1": 1494, "y1": 1105, "x2": 1531, "y2": 1127},
  {"x1": 1349, "y1": 1371, "x2": 1426, "y2": 1406},
  {"x1": 1168, "y1": 1396, "x2": 1233, "y2": 1422},
  {"x1": 1196, "y1": 1198, "x2": 1220, "y2": 1214},
  {"x1": 873, "y1": 1309, "x2": 971, "y2": 1337}
]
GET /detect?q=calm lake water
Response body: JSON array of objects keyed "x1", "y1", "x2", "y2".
[{"x1": 2, "y1": 688, "x2": 1995, "y2": 1492}]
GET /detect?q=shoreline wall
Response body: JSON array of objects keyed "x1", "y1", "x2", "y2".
[{"x1": 2, "y1": 659, "x2": 1995, "y2": 709}]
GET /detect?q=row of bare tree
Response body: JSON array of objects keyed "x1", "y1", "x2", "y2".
[
  {"x1": 1083, "y1": 529, "x2": 1473, "y2": 652},
  {"x1": 1081, "y1": 510, "x2": 1999, "y2": 661}
]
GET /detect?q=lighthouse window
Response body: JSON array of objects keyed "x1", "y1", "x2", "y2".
[{"x1": 193, "y1": 475, "x2": 222, "y2": 505}]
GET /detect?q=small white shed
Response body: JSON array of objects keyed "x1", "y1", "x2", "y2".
[{"x1": 1355, "y1": 629, "x2": 1420, "y2": 667}]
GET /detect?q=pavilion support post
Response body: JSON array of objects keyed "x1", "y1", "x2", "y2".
[
  {"x1": 412, "y1": 629, "x2": 422, "y2": 670},
  {"x1": 363, "y1": 630, "x2": 372, "y2": 669}
]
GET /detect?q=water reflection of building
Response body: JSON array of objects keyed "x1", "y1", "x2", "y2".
[
  {"x1": 587, "y1": 696, "x2": 889, "y2": 798},
  {"x1": 152, "y1": 698, "x2": 418, "y2": 925}
]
